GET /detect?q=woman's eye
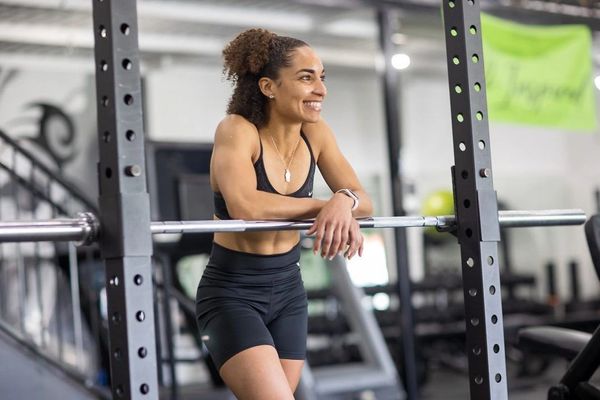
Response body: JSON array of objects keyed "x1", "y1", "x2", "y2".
[
  {"x1": 320, "y1": 76, "x2": 326, "y2": 81},
  {"x1": 301, "y1": 75, "x2": 312, "y2": 81}
]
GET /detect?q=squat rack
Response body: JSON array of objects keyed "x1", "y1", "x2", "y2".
[
  {"x1": 0, "y1": 1, "x2": 586, "y2": 400},
  {"x1": 86, "y1": 0, "x2": 525, "y2": 398}
]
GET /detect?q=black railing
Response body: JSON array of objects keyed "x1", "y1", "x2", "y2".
[
  {"x1": 0, "y1": 129, "x2": 97, "y2": 214},
  {"x1": 0, "y1": 128, "x2": 105, "y2": 397}
]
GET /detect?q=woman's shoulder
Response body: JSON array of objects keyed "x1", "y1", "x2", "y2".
[
  {"x1": 217, "y1": 114, "x2": 258, "y2": 134},
  {"x1": 215, "y1": 115, "x2": 259, "y2": 142},
  {"x1": 302, "y1": 118, "x2": 335, "y2": 154},
  {"x1": 214, "y1": 114, "x2": 260, "y2": 156}
]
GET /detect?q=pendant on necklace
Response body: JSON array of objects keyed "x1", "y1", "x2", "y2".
[{"x1": 284, "y1": 169, "x2": 291, "y2": 183}]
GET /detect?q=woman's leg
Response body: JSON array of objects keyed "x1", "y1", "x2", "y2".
[
  {"x1": 280, "y1": 359, "x2": 304, "y2": 392},
  {"x1": 269, "y1": 274, "x2": 308, "y2": 394},
  {"x1": 219, "y1": 345, "x2": 294, "y2": 400}
]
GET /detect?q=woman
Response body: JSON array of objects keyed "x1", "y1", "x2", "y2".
[{"x1": 196, "y1": 28, "x2": 373, "y2": 399}]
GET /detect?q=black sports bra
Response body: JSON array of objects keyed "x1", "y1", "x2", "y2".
[{"x1": 213, "y1": 132, "x2": 316, "y2": 220}]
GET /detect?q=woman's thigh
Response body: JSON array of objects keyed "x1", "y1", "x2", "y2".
[
  {"x1": 219, "y1": 345, "x2": 294, "y2": 400},
  {"x1": 197, "y1": 299, "x2": 274, "y2": 370},
  {"x1": 268, "y1": 280, "x2": 308, "y2": 362},
  {"x1": 280, "y1": 359, "x2": 304, "y2": 393}
]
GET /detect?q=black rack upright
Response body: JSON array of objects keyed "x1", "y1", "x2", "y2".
[
  {"x1": 92, "y1": 1, "x2": 158, "y2": 399},
  {"x1": 443, "y1": 1, "x2": 508, "y2": 399}
]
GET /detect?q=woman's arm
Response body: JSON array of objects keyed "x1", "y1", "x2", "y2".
[
  {"x1": 303, "y1": 119, "x2": 374, "y2": 217},
  {"x1": 212, "y1": 115, "x2": 326, "y2": 220},
  {"x1": 303, "y1": 119, "x2": 373, "y2": 259}
]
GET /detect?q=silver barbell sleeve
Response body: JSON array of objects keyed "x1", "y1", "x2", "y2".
[
  {"x1": 497, "y1": 209, "x2": 588, "y2": 227},
  {"x1": 0, "y1": 209, "x2": 587, "y2": 244},
  {"x1": 0, "y1": 212, "x2": 99, "y2": 244}
]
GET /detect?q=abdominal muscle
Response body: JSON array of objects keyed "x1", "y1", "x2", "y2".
[{"x1": 213, "y1": 220, "x2": 301, "y2": 255}]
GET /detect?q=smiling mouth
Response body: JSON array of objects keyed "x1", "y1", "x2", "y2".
[{"x1": 304, "y1": 101, "x2": 322, "y2": 112}]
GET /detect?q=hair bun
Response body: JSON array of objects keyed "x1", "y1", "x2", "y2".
[{"x1": 223, "y1": 28, "x2": 276, "y2": 80}]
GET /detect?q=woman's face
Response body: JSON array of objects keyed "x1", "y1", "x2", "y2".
[{"x1": 269, "y1": 46, "x2": 327, "y2": 124}]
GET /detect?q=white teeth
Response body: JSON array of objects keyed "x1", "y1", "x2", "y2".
[{"x1": 305, "y1": 101, "x2": 322, "y2": 111}]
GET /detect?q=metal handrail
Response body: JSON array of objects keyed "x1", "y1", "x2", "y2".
[
  {"x1": 0, "y1": 161, "x2": 71, "y2": 216},
  {"x1": 0, "y1": 132, "x2": 102, "y2": 386},
  {"x1": 0, "y1": 129, "x2": 98, "y2": 214}
]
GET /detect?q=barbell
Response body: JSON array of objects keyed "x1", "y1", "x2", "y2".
[{"x1": 0, "y1": 209, "x2": 586, "y2": 245}]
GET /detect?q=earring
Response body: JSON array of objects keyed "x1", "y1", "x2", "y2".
[{"x1": 269, "y1": 94, "x2": 274, "y2": 99}]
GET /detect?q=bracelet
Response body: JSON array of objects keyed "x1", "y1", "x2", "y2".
[{"x1": 335, "y1": 188, "x2": 359, "y2": 211}]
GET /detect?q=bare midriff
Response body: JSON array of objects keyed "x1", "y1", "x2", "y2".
[{"x1": 213, "y1": 227, "x2": 300, "y2": 255}]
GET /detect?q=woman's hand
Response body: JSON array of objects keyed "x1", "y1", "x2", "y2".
[{"x1": 306, "y1": 193, "x2": 364, "y2": 260}]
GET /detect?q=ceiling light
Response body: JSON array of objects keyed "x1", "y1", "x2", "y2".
[{"x1": 391, "y1": 53, "x2": 410, "y2": 70}]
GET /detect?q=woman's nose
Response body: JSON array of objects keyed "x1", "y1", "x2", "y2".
[{"x1": 314, "y1": 80, "x2": 327, "y2": 97}]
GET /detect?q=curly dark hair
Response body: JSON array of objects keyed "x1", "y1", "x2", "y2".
[{"x1": 222, "y1": 28, "x2": 308, "y2": 127}]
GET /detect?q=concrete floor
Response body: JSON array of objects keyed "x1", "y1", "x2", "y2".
[
  {"x1": 163, "y1": 335, "x2": 600, "y2": 400},
  {"x1": 420, "y1": 359, "x2": 598, "y2": 400},
  {"x1": 169, "y1": 361, "x2": 572, "y2": 400}
]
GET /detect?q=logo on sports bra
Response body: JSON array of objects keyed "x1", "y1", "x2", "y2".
[{"x1": 202, "y1": 335, "x2": 210, "y2": 342}]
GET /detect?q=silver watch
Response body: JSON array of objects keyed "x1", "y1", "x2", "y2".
[{"x1": 335, "y1": 188, "x2": 359, "y2": 211}]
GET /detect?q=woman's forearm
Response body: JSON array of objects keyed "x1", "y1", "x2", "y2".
[
  {"x1": 227, "y1": 188, "x2": 372, "y2": 221},
  {"x1": 227, "y1": 191, "x2": 327, "y2": 220}
]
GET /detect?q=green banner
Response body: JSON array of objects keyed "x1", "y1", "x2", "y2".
[{"x1": 481, "y1": 14, "x2": 597, "y2": 131}]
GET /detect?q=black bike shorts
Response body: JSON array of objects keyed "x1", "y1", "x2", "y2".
[{"x1": 195, "y1": 242, "x2": 308, "y2": 371}]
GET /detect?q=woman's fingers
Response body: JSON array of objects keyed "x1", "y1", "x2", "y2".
[
  {"x1": 325, "y1": 230, "x2": 338, "y2": 259},
  {"x1": 310, "y1": 207, "x2": 364, "y2": 260},
  {"x1": 358, "y1": 233, "x2": 364, "y2": 257},
  {"x1": 345, "y1": 232, "x2": 358, "y2": 259},
  {"x1": 311, "y1": 221, "x2": 324, "y2": 254},
  {"x1": 345, "y1": 223, "x2": 362, "y2": 259},
  {"x1": 320, "y1": 223, "x2": 335, "y2": 258},
  {"x1": 329, "y1": 226, "x2": 348, "y2": 259}
]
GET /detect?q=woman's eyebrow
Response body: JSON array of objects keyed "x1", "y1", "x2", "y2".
[
  {"x1": 295, "y1": 68, "x2": 316, "y2": 74},
  {"x1": 295, "y1": 68, "x2": 326, "y2": 75}
]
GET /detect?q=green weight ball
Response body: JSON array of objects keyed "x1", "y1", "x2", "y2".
[
  {"x1": 421, "y1": 189, "x2": 454, "y2": 237},
  {"x1": 421, "y1": 189, "x2": 454, "y2": 216}
]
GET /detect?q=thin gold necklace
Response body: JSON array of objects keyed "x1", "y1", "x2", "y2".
[{"x1": 269, "y1": 134, "x2": 302, "y2": 183}]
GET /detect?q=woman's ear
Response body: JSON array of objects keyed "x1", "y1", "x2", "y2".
[{"x1": 258, "y1": 77, "x2": 274, "y2": 98}]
